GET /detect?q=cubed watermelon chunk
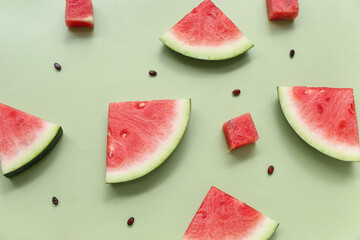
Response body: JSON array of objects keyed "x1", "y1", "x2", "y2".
[
  {"x1": 223, "y1": 113, "x2": 259, "y2": 151},
  {"x1": 266, "y1": 0, "x2": 299, "y2": 20},
  {"x1": 65, "y1": 0, "x2": 94, "y2": 27}
]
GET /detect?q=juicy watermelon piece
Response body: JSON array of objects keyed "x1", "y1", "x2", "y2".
[
  {"x1": 278, "y1": 86, "x2": 360, "y2": 161},
  {"x1": 266, "y1": 0, "x2": 299, "y2": 20},
  {"x1": 160, "y1": 0, "x2": 254, "y2": 60},
  {"x1": 223, "y1": 113, "x2": 259, "y2": 151},
  {"x1": 106, "y1": 99, "x2": 191, "y2": 183},
  {"x1": 0, "y1": 104, "x2": 63, "y2": 177},
  {"x1": 65, "y1": 0, "x2": 94, "y2": 27},
  {"x1": 182, "y1": 186, "x2": 279, "y2": 240}
]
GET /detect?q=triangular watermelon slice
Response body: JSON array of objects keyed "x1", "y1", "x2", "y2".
[
  {"x1": 160, "y1": 0, "x2": 254, "y2": 60},
  {"x1": 0, "y1": 104, "x2": 63, "y2": 177},
  {"x1": 182, "y1": 186, "x2": 279, "y2": 240},
  {"x1": 106, "y1": 99, "x2": 191, "y2": 183},
  {"x1": 278, "y1": 86, "x2": 360, "y2": 161}
]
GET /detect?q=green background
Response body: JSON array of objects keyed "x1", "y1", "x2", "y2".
[{"x1": 1, "y1": 0, "x2": 360, "y2": 239}]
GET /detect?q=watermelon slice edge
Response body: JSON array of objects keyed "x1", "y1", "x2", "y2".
[
  {"x1": 106, "y1": 99, "x2": 191, "y2": 183},
  {"x1": 4, "y1": 125, "x2": 63, "y2": 178},
  {"x1": 0, "y1": 103, "x2": 63, "y2": 177},
  {"x1": 160, "y1": 0, "x2": 254, "y2": 60},
  {"x1": 278, "y1": 86, "x2": 360, "y2": 161},
  {"x1": 182, "y1": 186, "x2": 279, "y2": 240}
]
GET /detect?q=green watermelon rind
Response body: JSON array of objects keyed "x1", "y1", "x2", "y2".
[
  {"x1": 106, "y1": 98, "x2": 191, "y2": 183},
  {"x1": 250, "y1": 217, "x2": 279, "y2": 240},
  {"x1": 277, "y1": 86, "x2": 360, "y2": 161},
  {"x1": 2, "y1": 124, "x2": 63, "y2": 177},
  {"x1": 160, "y1": 32, "x2": 254, "y2": 60},
  {"x1": 183, "y1": 218, "x2": 278, "y2": 240}
]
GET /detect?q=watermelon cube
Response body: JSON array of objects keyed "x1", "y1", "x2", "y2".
[
  {"x1": 266, "y1": 0, "x2": 299, "y2": 20},
  {"x1": 65, "y1": 0, "x2": 94, "y2": 27},
  {"x1": 223, "y1": 113, "x2": 259, "y2": 151}
]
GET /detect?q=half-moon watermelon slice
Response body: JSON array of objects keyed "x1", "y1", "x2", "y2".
[
  {"x1": 106, "y1": 99, "x2": 191, "y2": 183},
  {"x1": 182, "y1": 186, "x2": 279, "y2": 240},
  {"x1": 0, "y1": 103, "x2": 63, "y2": 177},
  {"x1": 160, "y1": 0, "x2": 254, "y2": 60},
  {"x1": 278, "y1": 86, "x2": 360, "y2": 161}
]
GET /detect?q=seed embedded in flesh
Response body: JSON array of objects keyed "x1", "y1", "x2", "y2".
[
  {"x1": 54, "y1": 63, "x2": 61, "y2": 70},
  {"x1": 127, "y1": 217, "x2": 135, "y2": 226},
  {"x1": 52, "y1": 197, "x2": 59, "y2": 205},
  {"x1": 149, "y1": 70, "x2": 157, "y2": 76},
  {"x1": 232, "y1": 89, "x2": 241, "y2": 96},
  {"x1": 268, "y1": 165, "x2": 274, "y2": 175},
  {"x1": 290, "y1": 49, "x2": 295, "y2": 58}
]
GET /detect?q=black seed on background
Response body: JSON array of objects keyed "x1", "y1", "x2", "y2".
[{"x1": 54, "y1": 63, "x2": 61, "y2": 70}]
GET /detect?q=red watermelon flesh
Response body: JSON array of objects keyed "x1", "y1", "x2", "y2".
[
  {"x1": 65, "y1": 0, "x2": 94, "y2": 27},
  {"x1": 182, "y1": 187, "x2": 279, "y2": 240},
  {"x1": 0, "y1": 103, "x2": 62, "y2": 177},
  {"x1": 171, "y1": 0, "x2": 242, "y2": 47},
  {"x1": 278, "y1": 87, "x2": 360, "y2": 161},
  {"x1": 266, "y1": 0, "x2": 299, "y2": 20},
  {"x1": 223, "y1": 113, "x2": 259, "y2": 151},
  {"x1": 106, "y1": 99, "x2": 191, "y2": 183},
  {"x1": 160, "y1": 0, "x2": 253, "y2": 60}
]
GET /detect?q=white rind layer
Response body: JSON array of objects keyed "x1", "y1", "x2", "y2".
[
  {"x1": 106, "y1": 99, "x2": 191, "y2": 183},
  {"x1": 246, "y1": 217, "x2": 279, "y2": 240},
  {"x1": 278, "y1": 87, "x2": 360, "y2": 161},
  {"x1": 66, "y1": 15, "x2": 94, "y2": 25},
  {"x1": 160, "y1": 31, "x2": 254, "y2": 60},
  {"x1": 1, "y1": 123, "x2": 61, "y2": 175}
]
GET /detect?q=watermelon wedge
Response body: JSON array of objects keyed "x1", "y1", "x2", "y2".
[
  {"x1": 278, "y1": 86, "x2": 360, "y2": 161},
  {"x1": 0, "y1": 104, "x2": 63, "y2": 177},
  {"x1": 106, "y1": 99, "x2": 191, "y2": 183},
  {"x1": 160, "y1": 0, "x2": 254, "y2": 60},
  {"x1": 65, "y1": 0, "x2": 94, "y2": 27},
  {"x1": 182, "y1": 186, "x2": 279, "y2": 240}
]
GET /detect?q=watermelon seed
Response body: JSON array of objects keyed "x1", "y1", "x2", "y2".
[
  {"x1": 127, "y1": 217, "x2": 135, "y2": 226},
  {"x1": 268, "y1": 165, "x2": 274, "y2": 175},
  {"x1": 198, "y1": 210, "x2": 207, "y2": 219},
  {"x1": 149, "y1": 70, "x2": 157, "y2": 76},
  {"x1": 54, "y1": 63, "x2": 61, "y2": 70},
  {"x1": 138, "y1": 103, "x2": 146, "y2": 108},
  {"x1": 232, "y1": 89, "x2": 241, "y2": 96},
  {"x1": 52, "y1": 197, "x2": 59, "y2": 205},
  {"x1": 120, "y1": 130, "x2": 128, "y2": 138},
  {"x1": 290, "y1": 49, "x2": 295, "y2": 58},
  {"x1": 210, "y1": 12, "x2": 217, "y2": 17},
  {"x1": 349, "y1": 103, "x2": 355, "y2": 114}
]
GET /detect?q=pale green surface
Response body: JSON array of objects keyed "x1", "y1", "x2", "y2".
[{"x1": 1, "y1": 0, "x2": 360, "y2": 239}]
